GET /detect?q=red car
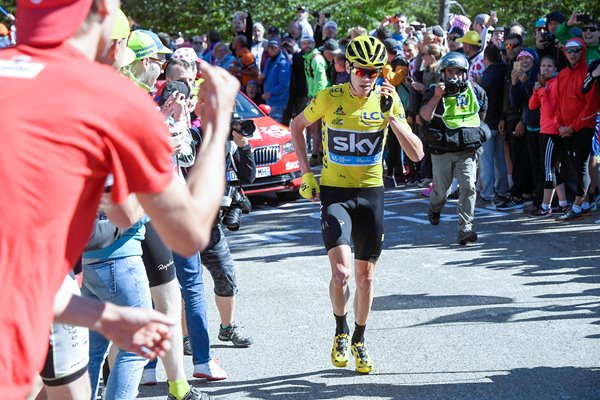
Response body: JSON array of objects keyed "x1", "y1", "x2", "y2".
[{"x1": 227, "y1": 92, "x2": 302, "y2": 200}]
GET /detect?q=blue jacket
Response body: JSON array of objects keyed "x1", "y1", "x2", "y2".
[{"x1": 263, "y1": 51, "x2": 290, "y2": 108}]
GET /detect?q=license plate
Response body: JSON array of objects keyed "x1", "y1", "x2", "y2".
[
  {"x1": 256, "y1": 166, "x2": 271, "y2": 178},
  {"x1": 226, "y1": 170, "x2": 238, "y2": 181}
]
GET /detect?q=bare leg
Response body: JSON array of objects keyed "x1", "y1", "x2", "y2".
[
  {"x1": 328, "y1": 245, "x2": 352, "y2": 316},
  {"x1": 354, "y1": 260, "x2": 377, "y2": 326},
  {"x1": 150, "y1": 280, "x2": 185, "y2": 381},
  {"x1": 41, "y1": 374, "x2": 91, "y2": 400},
  {"x1": 215, "y1": 295, "x2": 234, "y2": 326}
]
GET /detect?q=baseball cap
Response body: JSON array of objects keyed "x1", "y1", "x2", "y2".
[
  {"x1": 324, "y1": 20, "x2": 337, "y2": 30},
  {"x1": 546, "y1": 11, "x2": 566, "y2": 24},
  {"x1": 319, "y1": 38, "x2": 341, "y2": 54},
  {"x1": 448, "y1": 26, "x2": 465, "y2": 38},
  {"x1": 137, "y1": 29, "x2": 173, "y2": 54},
  {"x1": 301, "y1": 35, "x2": 315, "y2": 43},
  {"x1": 16, "y1": 0, "x2": 93, "y2": 46},
  {"x1": 535, "y1": 17, "x2": 547, "y2": 29},
  {"x1": 456, "y1": 30, "x2": 481, "y2": 46},
  {"x1": 565, "y1": 38, "x2": 583, "y2": 48},
  {"x1": 128, "y1": 31, "x2": 159, "y2": 60},
  {"x1": 429, "y1": 25, "x2": 445, "y2": 38},
  {"x1": 111, "y1": 9, "x2": 130, "y2": 40},
  {"x1": 267, "y1": 39, "x2": 281, "y2": 47},
  {"x1": 172, "y1": 47, "x2": 199, "y2": 63}
]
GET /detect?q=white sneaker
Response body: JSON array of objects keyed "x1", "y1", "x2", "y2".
[
  {"x1": 140, "y1": 368, "x2": 157, "y2": 386},
  {"x1": 193, "y1": 359, "x2": 228, "y2": 381}
]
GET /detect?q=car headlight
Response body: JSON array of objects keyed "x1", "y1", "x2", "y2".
[{"x1": 282, "y1": 141, "x2": 294, "y2": 155}]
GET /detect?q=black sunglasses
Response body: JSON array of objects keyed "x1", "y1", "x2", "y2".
[{"x1": 582, "y1": 27, "x2": 598, "y2": 32}]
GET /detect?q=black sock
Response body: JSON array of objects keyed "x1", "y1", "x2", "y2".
[
  {"x1": 352, "y1": 323, "x2": 366, "y2": 344},
  {"x1": 334, "y1": 313, "x2": 349, "y2": 335}
]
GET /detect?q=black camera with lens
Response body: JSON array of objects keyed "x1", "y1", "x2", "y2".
[
  {"x1": 229, "y1": 113, "x2": 256, "y2": 140},
  {"x1": 220, "y1": 186, "x2": 252, "y2": 231},
  {"x1": 540, "y1": 32, "x2": 556, "y2": 43},
  {"x1": 443, "y1": 78, "x2": 467, "y2": 97}
]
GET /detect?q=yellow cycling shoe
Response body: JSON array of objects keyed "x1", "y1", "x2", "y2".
[
  {"x1": 331, "y1": 333, "x2": 351, "y2": 367},
  {"x1": 351, "y1": 342, "x2": 374, "y2": 374}
]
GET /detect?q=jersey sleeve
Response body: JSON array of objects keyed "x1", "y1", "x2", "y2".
[
  {"x1": 104, "y1": 86, "x2": 174, "y2": 204},
  {"x1": 303, "y1": 88, "x2": 328, "y2": 124}
]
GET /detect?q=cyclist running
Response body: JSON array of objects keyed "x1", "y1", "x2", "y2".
[{"x1": 290, "y1": 36, "x2": 423, "y2": 374}]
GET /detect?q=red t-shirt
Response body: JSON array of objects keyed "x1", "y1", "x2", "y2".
[{"x1": 0, "y1": 43, "x2": 173, "y2": 399}]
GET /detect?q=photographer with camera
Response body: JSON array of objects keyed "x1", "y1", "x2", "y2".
[
  {"x1": 193, "y1": 112, "x2": 256, "y2": 352},
  {"x1": 420, "y1": 52, "x2": 490, "y2": 245},
  {"x1": 534, "y1": 17, "x2": 568, "y2": 71}
]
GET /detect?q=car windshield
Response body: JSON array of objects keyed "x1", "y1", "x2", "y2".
[{"x1": 235, "y1": 92, "x2": 264, "y2": 119}]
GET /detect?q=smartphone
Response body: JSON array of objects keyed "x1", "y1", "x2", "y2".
[
  {"x1": 577, "y1": 14, "x2": 591, "y2": 24},
  {"x1": 513, "y1": 61, "x2": 521, "y2": 71}
]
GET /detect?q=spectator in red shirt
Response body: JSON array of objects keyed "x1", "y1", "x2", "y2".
[{"x1": 0, "y1": 1, "x2": 240, "y2": 398}]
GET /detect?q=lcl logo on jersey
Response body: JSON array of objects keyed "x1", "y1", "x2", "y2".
[
  {"x1": 360, "y1": 111, "x2": 385, "y2": 126},
  {"x1": 328, "y1": 128, "x2": 384, "y2": 166}
]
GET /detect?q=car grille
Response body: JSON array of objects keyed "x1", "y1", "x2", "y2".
[{"x1": 253, "y1": 145, "x2": 280, "y2": 166}]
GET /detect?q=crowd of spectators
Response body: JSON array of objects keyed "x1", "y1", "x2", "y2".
[{"x1": 1, "y1": 3, "x2": 599, "y2": 400}]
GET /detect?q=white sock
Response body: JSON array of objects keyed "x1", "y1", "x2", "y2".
[
  {"x1": 582, "y1": 202, "x2": 590, "y2": 210},
  {"x1": 559, "y1": 200, "x2": 568, "y2": 207},
  {"x1": 451, "y1": 178, "x2": 458, "y2": 192},
  {"x1": 508, "y1": 175, "x2": 513, "y2": 188},
  {"x1": 572, "y1": 205, "x2": 582, "y2": 213},
  {"x1": 541, "y1": 203, "x2": 550, "y2": 210}
]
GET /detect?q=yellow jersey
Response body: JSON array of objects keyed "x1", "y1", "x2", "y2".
[{"x1": 304, "y1": 82, "x2": 409, "y2": 188}]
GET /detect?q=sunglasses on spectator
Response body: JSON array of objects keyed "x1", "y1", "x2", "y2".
[
  {"x1": 448, "y1": 36, "x2": 459, "y2": 42},
  {"x1": 352, "y1": 67, "x2": 380, "y2": 79},
  {"x1": 582, "y1": 27, "x2": 598, "y2": 32},
  {"x1": 505, "y1": 42, "x2": 520, "y2": 49},
  {"x1": 565, "y1": 47, "x2": 582, "y2": 54},
  {"x1": 535, "y1": 28, "x2": 546, "y2": 32}
]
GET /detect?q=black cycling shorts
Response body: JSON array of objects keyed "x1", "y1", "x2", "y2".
[
  {"x1": 320, "y1": 185, "x2": 384, "y2": 262},
  {"x1": 141, "y1": 221, "x2": 176, "y2": 287}
]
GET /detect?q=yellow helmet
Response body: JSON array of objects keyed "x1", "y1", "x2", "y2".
[
  {"x1": 346, "y1": 35, "x2": 387, "y2": 69},
  {"x1": 456, "y1": 31, "x2": 482, "y2": 47},
  {"x1": 111, "y1": 9, "x2": 130, "y2": 40}
]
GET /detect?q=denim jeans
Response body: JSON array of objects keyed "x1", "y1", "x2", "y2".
[
  {"x1": 81, "y1": 256, "x2": 151, "y2": 400},
  {"x1": 479, "y1": 130, "x2": 509, "y2": 201},
  {"x1": 173, "y1": 252, "x2": 211, "y2": 365}
]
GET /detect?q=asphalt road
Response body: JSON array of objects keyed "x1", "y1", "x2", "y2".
[{"x1": 138, "y1": 185, "x2": 600, "y2": 400}]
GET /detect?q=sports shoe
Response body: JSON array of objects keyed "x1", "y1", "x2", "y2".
[
  {"x1": 418, "y1": 178, "x2": 432, "y2": 188},
  {"x1": 555, "y1": 209, "x2": 582, "y2": 222},
  {"x1": 422, "y1": 183, "x2": 434, "y2": 197},
  {"x1": 496, "y1": 197, "x2": 524, "y2": 211},
  {"x1": 167, "y1": 387, "x2": 211, "y2": 400},
  {"x1": 448, "y1": 190, "x2": 459, "y2": 199},
  {"x1": 551, "y1": 204, "x2": 570, "y2": 214},
  {"x1": 193, "y1": 359, "x2": 228, "y2": 381},
  {"x1": 218, "y1": 323, "x2": 253, "y2": 348},
  {"x1": 183, "y1": 336, "x2": 192, "y2": 356},
  {"x1": 331, "y1": 333, "x2": 351, "y2": 367},
  {"x1": 140, "y1": 368, "x2": 157, "y2": 386},
  {"x1": 457, "y1": 230, "x2": 477, "y2": 245},
  {"x1": 428, "y1": 208, "x2": 440, "y2": 226},
  {"x1": 530, "y1": 207, "x2": 552, "y2": 217},
  {"x1": 351, "y1": 342, "x2": 373, "y2": 374}
]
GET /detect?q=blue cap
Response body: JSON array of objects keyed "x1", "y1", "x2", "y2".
[{"x1": 535, "y1": 17, "x2": 546, "y2": 28}]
